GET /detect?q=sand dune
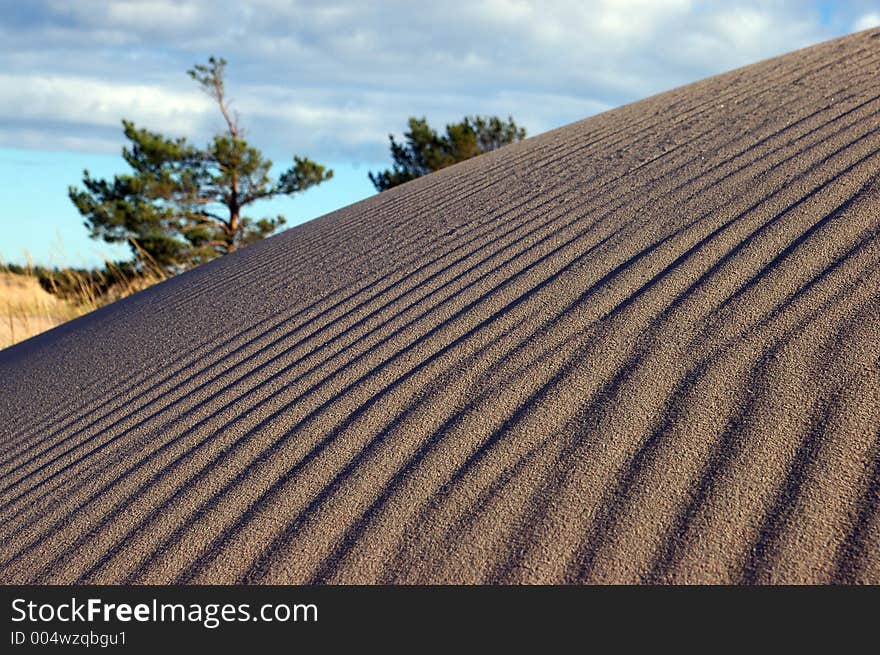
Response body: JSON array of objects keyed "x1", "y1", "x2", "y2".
[{"x1": 2, "y1": 31, "x2": 880, "y2": 584}]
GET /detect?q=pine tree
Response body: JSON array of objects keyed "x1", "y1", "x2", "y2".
[
  {"x1": 69, "y1": 57, "x2": 332, "y2": 272},
  {"x1": 369, "y1": 115, "x2": 525, "y2": 191}
]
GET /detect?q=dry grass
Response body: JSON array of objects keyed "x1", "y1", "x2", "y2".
[
  {"x1": 0, "y1": 272, "x2": 80, "y2": 349},
  {"x1": 1, "y1": 249, "x2": 166, "y2": 350}
]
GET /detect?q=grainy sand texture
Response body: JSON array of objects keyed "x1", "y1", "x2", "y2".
[{"x1": 2, "y1": 31, "x2": 880, "y2": 584}]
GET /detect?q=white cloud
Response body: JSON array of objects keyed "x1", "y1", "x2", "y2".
[
  {"x1": 0, "y1": 1, "x2": 865, "y2": 162},
  {"x1": 853, "y1": 13, "x2": 880, "y2": 31},
  {"x1": 0, "y1": 73, "x2": 212, "y2": 134},
  {"x1": 47, "y1": 0, "x2": 219, "y2": 35}
]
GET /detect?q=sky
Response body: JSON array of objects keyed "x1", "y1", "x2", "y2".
[{"x1": 1, "y1": 0, "x2": 878, "y2": 267}]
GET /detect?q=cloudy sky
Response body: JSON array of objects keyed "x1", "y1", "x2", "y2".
[{"x1": 2, "y1": 0, "x2": 878, "y2": 265}]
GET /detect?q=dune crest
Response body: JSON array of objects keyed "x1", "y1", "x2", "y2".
[{"x1": 2, "y1": 30, "x2": 879, "y2": 584}]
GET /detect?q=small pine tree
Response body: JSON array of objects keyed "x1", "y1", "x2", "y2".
[
  {"x1": 69, "y1": 56, "x2": 332, "y2": 272},
  {"x1": 369, "y1": 115, "x2": 525, "y2": 191}
]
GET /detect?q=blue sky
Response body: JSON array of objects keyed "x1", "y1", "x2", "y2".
[{"x1": 1, "y1": 0, "x2": 878, "y2": 267}]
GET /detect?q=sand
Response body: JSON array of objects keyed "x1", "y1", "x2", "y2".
[{"x1": 1, "y1": 30, "x2": 879, "y2": 585}]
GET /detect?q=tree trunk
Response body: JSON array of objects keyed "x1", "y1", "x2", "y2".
[
  {"x1": 227, "y1": 172, "x2": 239, "y2": 253},
  {"x1": 227, "y1": 208, "x2": 239, "y2": 253}
]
